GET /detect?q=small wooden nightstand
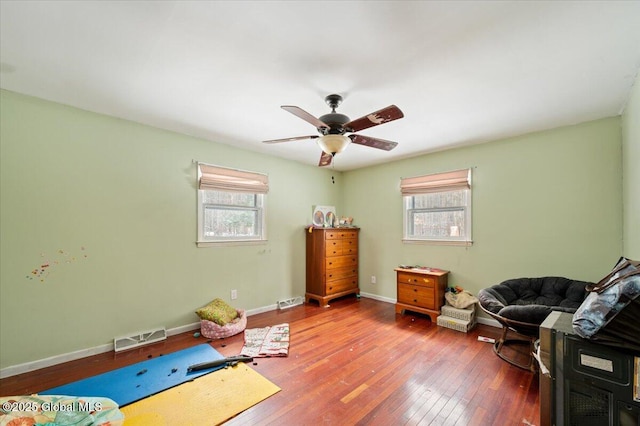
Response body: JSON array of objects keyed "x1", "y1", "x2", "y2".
[{"x1": 394, "y1": 267, "x2": 449, "y2": 322}]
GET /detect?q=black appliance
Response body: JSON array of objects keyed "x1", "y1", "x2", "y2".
[{"x1": 538, "y1": 311, "x2": 640, "y2": 426}]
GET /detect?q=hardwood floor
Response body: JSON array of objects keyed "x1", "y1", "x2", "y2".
[{"x1": 0, "y1": 297, "x2": 540, "y2": 425}]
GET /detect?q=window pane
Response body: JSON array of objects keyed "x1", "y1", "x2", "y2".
[
  {"x1": 412, "y1": 190, "x2": 466, "y2": 209},
  {"x1": 410, "y1": 209, "x2": 465, "y2": 238},
  {"x1": 404, "y1": 188, "x2": 470, "y2": 241},
  {"x1": 204, "y1": 206, "x2": 258, "y2": 238},
  {"x1": 202, "y1": 190, "x2": 256, "y2": 207}
]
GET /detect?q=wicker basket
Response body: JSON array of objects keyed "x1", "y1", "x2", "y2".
[{"x1": 200, "y1": 309, "x2": 247, "y2": 339}]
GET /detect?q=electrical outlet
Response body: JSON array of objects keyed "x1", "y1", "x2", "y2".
[
  {"x1": 231, "y1": 289, "x2": 238, "y2": 300},
  {"x1": 371, "y1": 276, "x2": 377, "y2": 284}
]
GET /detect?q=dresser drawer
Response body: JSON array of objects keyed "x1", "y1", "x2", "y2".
[
  {"x1": 326, "y1": 266, "x2": 357, "y2": 281},
  {"x1": 325, "y1": 238, "x2": 358, "y2": 256},
  {"x1": 326, "y1": 255, "x2": 357, "y2": 269},
  {"x1": 341, "y1": 238, "x2": 358, "y2": 254},
  {"x1": 327, "y1": 277, "x2": 358, "y2": 295},
  {"x1": 397, "y1": 272, "x2": 435, "y2": 288},
  {"x1": 397, "y1": 283, "x2": 435, "y2": 308},
  {"x1": 325, "y1": 239, "x2": 342, "y2": 257},
  {"x1": 325, "y1": 230, "x2": 359, "y2": 240}
]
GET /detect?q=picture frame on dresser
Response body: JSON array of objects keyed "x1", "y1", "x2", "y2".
[{"x1": 312, "y1": 205, "x2": 336, "y2": 227}]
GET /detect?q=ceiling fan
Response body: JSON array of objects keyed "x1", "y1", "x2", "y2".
[{"x1": 263, "y1": 94, "x2": 404, "y2": 167}]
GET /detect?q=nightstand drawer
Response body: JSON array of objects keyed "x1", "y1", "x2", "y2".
[
  {"x1": 397, "y1": 283, "x2": 435, "y2": 308},
  {"x1": 397, "y1": 272, "x2": 435, "y2": 287}
]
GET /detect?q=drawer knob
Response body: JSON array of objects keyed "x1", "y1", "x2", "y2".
[
  {"x1": 413, "y1": 289, "x2": 417, "y2": 292},
  {"x1": 413, "y1": 299, "x2": 418, "y2": 303}
]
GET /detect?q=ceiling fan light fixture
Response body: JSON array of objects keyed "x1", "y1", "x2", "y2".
[{"x1": 317, "y1": 134, "x2": 350, "y2": 156}]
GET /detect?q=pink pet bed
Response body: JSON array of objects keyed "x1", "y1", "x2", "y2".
[{"x1": 200, "y1": 309, "x2": 247, "y2": 339}]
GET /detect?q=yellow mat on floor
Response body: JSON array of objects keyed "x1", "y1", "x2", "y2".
[{"x1": 121, "y1": 363, "x2": 280, "y2": 425}]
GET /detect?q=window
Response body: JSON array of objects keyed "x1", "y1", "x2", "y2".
[
  {"x1": 197, "y1": 163, "x2": 268, "y2": 246},
  {"x1": 401, "y1": 168, "x2": 472, "y2": 245}
]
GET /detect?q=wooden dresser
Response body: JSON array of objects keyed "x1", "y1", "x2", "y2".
[
  {"x1": 305, "y1": 227, "x2": 359, "y2": 307},
  {"x1": 394, "y1": 267, "x2": 449, "y2": 321}
]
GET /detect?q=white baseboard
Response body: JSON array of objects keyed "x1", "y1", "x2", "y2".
[
  {"x1": 1, "y1": 305, "x2": 280, "y2": 379},
  {"x1": 246, "y1": 304, "x2": 278, "y2": 316},
  {"x1": 476, "y1": 316, "x2": 501, "y2": 328},
  {"x1": 0, "y1": 342, "x2": 115, "y2": 380},
  {"x1": 359, "y1": 292, "x2": 396, "y2": 304}
]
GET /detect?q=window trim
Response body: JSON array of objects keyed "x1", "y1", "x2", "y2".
[
  {"x1": 401, "y1": 168, "x2": 473, "y2": 246},
  {"x1": 196, "y1": 163, "x2": 268, "y2": 247}
]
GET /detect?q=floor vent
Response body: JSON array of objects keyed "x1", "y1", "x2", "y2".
[
  {"x1": 278, "y1": 296, "x2": 304, "y2": 310},
  {"x1": 114, "y1": 327, "x2": 167, "y2": 352}
]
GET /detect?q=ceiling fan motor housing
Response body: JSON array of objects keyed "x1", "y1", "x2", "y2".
[{"x1": 319, "y1": 112, "x2": 350, "y2": 134}]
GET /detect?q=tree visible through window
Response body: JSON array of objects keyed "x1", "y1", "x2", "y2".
[
  {"x1": 196, "y1": 163, "x2": 268, "y2": 246},
  {"x1": 201, "y1": 191, "x2": 262, "y2": 239},
  {"x1": 401, "y1": 169, "x2": 472, "y2": 245}
]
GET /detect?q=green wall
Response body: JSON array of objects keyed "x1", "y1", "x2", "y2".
[
  {"x1": 622, "y1": 72, "x2": 640, "y2": 259},
  {"x1": 0, "y1": 90, "x2": 341, "y2": 369},
  {"x1": 0, "y1": 87, "x2": 629, "y2": 371},
  {"x1": 343, "y1": 118, "x2": 623, "y2": 302}
]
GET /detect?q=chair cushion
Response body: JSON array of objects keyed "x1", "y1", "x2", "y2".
[{"x1": 479, "y1": 277, "x2": 590, "y2": 325}]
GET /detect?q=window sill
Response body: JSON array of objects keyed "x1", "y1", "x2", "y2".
[
  {"x1": 402, "y1": 239, "x2": 473, "y2": 247},
  {"x1": 197, "y1": 239, "x2": 268, "y2": 248}
]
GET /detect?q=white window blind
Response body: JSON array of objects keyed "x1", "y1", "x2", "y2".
[
  {"x1": 198, "y1": 163, "x2": 269, "y2": 194},
  {"x1": 400, "y1": 168, "x2": 470, "y2": 195}
]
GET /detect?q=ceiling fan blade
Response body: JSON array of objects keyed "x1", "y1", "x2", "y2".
[
  {"x1": 282, "y1": 106, "x2": 330, "y2": 129},
  {"x1": 349, "y1": 134, "x2": 399, "y2": 151},
  {"x1": 318, "y1": 151, "x2": 333, "y2": 167},
  {"x1": 263, "y1": 135, "x2": 318, "y2": 144},
  {"x1": 344, "y1": 105, "x2": 404, "y2": 133}
]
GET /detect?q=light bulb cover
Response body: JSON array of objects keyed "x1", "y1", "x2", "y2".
[{"x1": 316, "y1": 135, "x2": 351, "y2": 155}]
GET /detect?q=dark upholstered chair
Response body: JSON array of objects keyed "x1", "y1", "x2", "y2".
[{"x1": 478, "y1": 277, "x2": 590, "y2": 371}]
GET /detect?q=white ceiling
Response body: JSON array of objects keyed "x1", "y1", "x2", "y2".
[{"x1": 1, "y1": 1, "x2": 639, "y2": 171}]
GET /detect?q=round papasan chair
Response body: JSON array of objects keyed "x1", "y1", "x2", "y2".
[{"x1": 478, "y1": 276, "x2": 591, "y2": 371}]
